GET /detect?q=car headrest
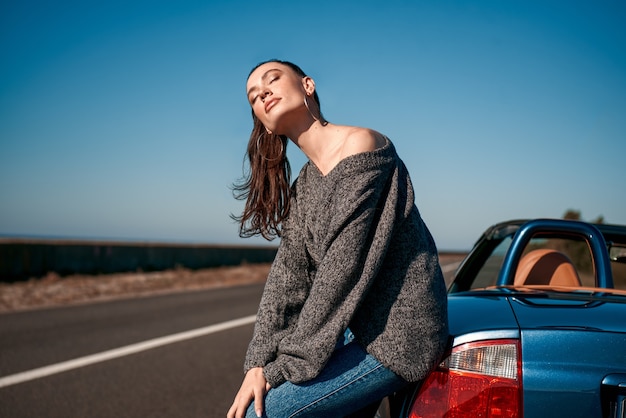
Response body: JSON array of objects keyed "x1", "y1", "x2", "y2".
[{"x1": 514, "y1": 249, "x2": 582, "y2": 287}]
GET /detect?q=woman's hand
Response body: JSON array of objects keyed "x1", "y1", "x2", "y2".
[{"x1": 227, "y1": 367, "x2": 271, "y2": 418}]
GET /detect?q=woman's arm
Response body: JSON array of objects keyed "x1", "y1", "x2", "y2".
[
  {"x1": 232, "y1": 181, "x2": 311, "y2": 417},
  {"x1": 243, "y1": 227, "x2": 309, "y2": 370},
  {"x1": 242, "y1": 176, "x2": 311, "y2": 372}
]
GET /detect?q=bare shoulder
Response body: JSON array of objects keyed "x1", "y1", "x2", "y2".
[{"x1": 340, "y1": 127, "x2": 387, "y2": 158}]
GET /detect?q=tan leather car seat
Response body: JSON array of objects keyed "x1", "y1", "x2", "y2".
[{"x1": 514, "y1": 249, "x2": 582, "y2": 287}]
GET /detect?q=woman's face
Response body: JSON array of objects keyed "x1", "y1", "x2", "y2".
[{"x1": 246, "y1": 62, "x2": 310, "y2": 134}]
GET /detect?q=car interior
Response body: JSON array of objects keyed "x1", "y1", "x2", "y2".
[{"x1": 458, "y1": 234, "x2": 626, "y2": 292}]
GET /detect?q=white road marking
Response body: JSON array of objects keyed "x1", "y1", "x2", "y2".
[{"x1": 0, "y1": 314, "x2": 256, "y2": 389}]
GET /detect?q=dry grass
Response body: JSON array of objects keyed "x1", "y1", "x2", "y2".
[{"x1": 0, "y1": 263, "x2": 272, "y2": 313}]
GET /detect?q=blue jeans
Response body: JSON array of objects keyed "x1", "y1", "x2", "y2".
[{"x1": 245, "y1": 330, "x2": 408, "y2": 418}]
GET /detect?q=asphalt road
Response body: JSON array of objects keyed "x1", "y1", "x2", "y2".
[
  {"x1": 0, "y1": 284, "x2": 264, "y2": 417},
  {"x1": 0, "y1": 261, "x2": 461, "y2": 418}
]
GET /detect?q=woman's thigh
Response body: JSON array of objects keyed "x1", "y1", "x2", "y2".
[{"x1": 246, "y1": 342, "x2": 407, "y2": 418}]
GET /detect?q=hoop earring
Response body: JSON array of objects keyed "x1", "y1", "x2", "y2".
[
  {"x1": 304, "y1": 94, "x2": 327, "y2": 125},
  {"x1": 257, "y1": 134, "x2": 284, "y2": 162},
  {"x1": 304, "y1": 95, "x2": 319, "y2": 122}
]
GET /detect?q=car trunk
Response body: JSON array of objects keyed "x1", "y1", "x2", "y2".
[{"x1": 511, "y1": 292, "x2": 626, "y2": 417}]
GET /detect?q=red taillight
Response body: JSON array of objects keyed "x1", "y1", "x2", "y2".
[{"x1": 409, "y1": 339, "x2": 522, "y2": 418}]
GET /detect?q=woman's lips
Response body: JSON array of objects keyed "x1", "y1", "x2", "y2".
[{"x1": 265, "y1": 98, "x2": 279, "y2": 112}]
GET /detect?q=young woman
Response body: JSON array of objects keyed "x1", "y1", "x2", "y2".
[{"x1": 227, "y1": 60, "x2": 448, "y2": 418}]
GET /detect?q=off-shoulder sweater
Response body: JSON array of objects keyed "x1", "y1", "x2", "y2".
[{"x1": 243, "y1": 138, "x2": 448, "y2": 388}]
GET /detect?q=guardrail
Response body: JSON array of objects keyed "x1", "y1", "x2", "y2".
[{"x1": 0, "y1": 239, "x2": 278, "y2": 282}]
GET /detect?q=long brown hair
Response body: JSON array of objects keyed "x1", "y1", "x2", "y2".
[{"x1": 232, "y1": 60, "x2": 323, "y2": 240}]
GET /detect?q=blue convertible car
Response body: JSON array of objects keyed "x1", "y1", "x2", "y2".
[{"x1": 382, "y1": 218, "x2": 626, "y2": 418}]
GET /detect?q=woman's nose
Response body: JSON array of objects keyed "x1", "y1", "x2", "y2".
[{"x1": 260, "y1": 89, "x2": 271, "y2": 101}]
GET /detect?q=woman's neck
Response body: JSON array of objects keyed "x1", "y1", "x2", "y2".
[{"x1": 288, "y1": 122, "x2": 347, "y2": 175}]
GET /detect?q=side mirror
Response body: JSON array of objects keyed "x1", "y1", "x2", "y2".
[{"x1": 609, "y1": 244, "x2": 626, "y2": 263}]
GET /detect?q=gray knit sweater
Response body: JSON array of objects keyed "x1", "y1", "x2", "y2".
[{"x1": 244, "y1": 138, "x2": 448, "y2": 388}]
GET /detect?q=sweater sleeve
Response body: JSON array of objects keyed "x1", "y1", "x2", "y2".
[
  {"x1": 243, "y1": 182, "x2": 310, "y2": 374},
  {"x1": 262, "y1": 153, "x2": 402, "y2": 387}
]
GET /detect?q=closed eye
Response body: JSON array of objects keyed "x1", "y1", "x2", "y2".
[{"x1": 247, "y1": 68, "x2": 283, "y2": 104}]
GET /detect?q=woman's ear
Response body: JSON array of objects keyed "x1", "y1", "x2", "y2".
[{"x1": 302, "y1": 76, "x2": 316, "y2": 96}]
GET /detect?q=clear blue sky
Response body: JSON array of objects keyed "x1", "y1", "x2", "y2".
[{"x1": 1, "y1": 0, "x2": 625, "y2": 250}]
